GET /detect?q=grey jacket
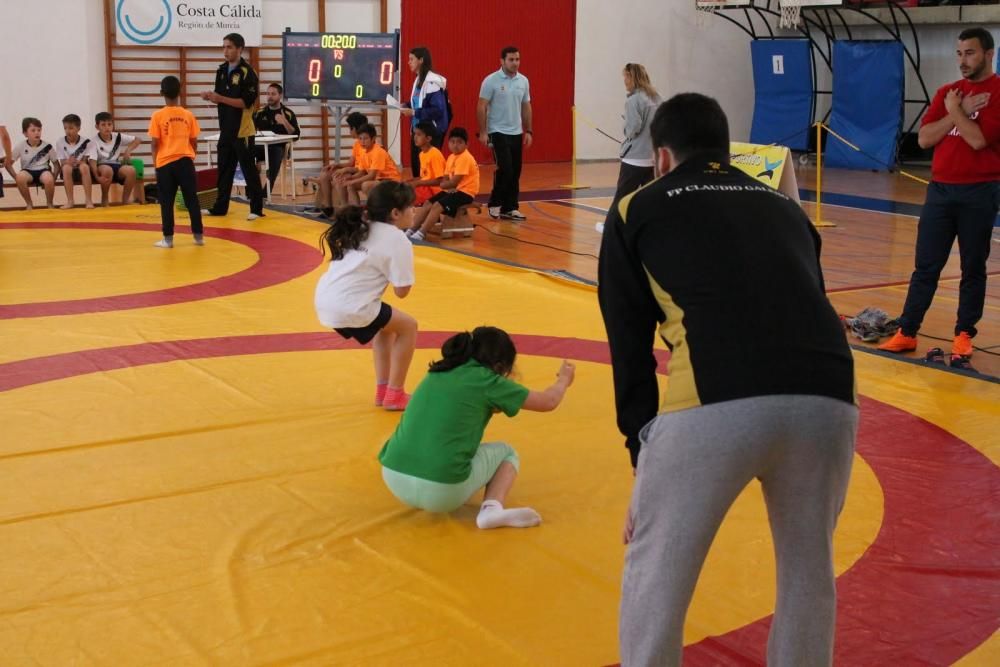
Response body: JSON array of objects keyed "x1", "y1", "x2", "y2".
[{"x1": 620, "y1": 90, "x2": 660, "y2": 161}]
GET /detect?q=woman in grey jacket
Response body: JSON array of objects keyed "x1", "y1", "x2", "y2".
[{"x1": 615, "y1": 63, "x2": 661, "y2": 202}]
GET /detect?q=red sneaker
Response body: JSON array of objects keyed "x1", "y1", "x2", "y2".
[
  {"x1": 877, "y1": 331, "x2": 918, "y2": 353},
  {"x1": 383, "y1": 388, "x2": 410, "y2": 411},
  {"x1": 952, "y1": 331, "x2": 973, "y2": 357}
]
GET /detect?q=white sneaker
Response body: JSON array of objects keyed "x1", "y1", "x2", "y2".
[
  {"x1": 595, "y1": 222, "x2": 605, "y2": 233},
  {"x1": 501, "y1": 210, "x2": 527, "y2": 222},
  {"x1": 410, "y1": 230, "x2": 424, "y2": 242},
  {"x1": 200, "y1": 209, "x2": 214, "y2": 216},
  {"x1": 404, "y1": 228, "x2": 414, "y2": 238},
  {"x1": 154, "y1": 238, "x2": 173, "y2": 248},
  {"x1": 193, "y1": 235, "x2": 205, "y2": 246},
  {"x1": 247, "y1": 213, "x2": 260, "y2": 221},
  {"x1": 487, "y1": 206, "x2": 501, "y2": 219}
]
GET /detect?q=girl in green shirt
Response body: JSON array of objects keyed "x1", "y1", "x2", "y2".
[{"x1": 379, "y1": 326, "x2": 575, "y2": 529}]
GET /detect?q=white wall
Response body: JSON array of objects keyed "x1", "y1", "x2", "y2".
[
  {"x1": 574, "y1": 1, "x2": 756, "y2": 160},
  {"x1": 0, "y1": 1, "x2": 108, "y2": 146}
]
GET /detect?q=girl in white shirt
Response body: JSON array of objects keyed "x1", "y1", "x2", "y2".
[{"x1": 314, "y1": 181, "x2": 419, "y2": 411}]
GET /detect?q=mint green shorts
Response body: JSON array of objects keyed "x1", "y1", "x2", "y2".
[{"x1": 382, "y1": 442, "x2": 520, "y2": 513}]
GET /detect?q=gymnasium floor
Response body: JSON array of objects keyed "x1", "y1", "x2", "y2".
[{"x1": 0, "y1": 163, "x2": 998, "y2": 665}]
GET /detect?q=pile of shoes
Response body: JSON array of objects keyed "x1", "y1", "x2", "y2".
[{"x1": 842, "y1": 307, "x2": 900, "y2": 343}]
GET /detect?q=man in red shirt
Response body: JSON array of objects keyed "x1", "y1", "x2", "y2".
[{"x1": 880, "y1": 27, "x2": 999, "y2": 366}]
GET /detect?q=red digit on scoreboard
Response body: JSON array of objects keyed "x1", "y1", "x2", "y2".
[
  {"x1": 380, "y1": 61, "x2": 394, "y2": 85},
  {"x1": 308, "y1": 59, "x2": 322, "y2": 83}
]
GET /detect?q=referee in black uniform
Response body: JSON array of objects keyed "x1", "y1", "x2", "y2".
[
  {"x1": 200, "y1": 32, "x2": 264, "y2": 220},
  {"x1": 253, "y1": 83, "x2": 300, "y2": 192}
]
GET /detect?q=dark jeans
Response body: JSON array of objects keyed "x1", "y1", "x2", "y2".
[
  {"x1": 254, "y1": 143, "x2": 286, "y2": 191},
  {"x1": 898, "y1": 181, "x2": 998, "y2": 338},
  {"x1": 212, "y1": 136, "x2": 263, "y2": 215},
  {"x1": 612, "y1": 162, "x2": 655, "y2": 208},
  {"x1": 409, "y1": 127, "x2": 445, "y2": 177},
  {"x1": 157, "y1": 157, "x2": 203, "y2": 237},
  {"x1": 488, "y1": 132, "x2": 523, "y2": 213}
]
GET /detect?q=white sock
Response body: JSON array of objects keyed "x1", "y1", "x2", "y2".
[{"x1": 476, "y1": 500, "x2": 541, "y2": 530}]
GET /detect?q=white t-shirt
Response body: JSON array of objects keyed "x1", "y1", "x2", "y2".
[
  {"x1": 11, "y1": 140, "x2": 56, "y2": 171},
  {"x1": 314, "y1": 222, "x2": 415, "y2": 329},
  {"x1": 55, "y1": 136, "x2": 96, "y2": 163},
  {"x1": 93, "y1": 132, "x2": 136, "y2": 165}
]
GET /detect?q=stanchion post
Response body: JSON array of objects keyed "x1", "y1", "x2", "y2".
[
  {"x1": 815, "y1": 121, "x2": 823, "y2": 226},
  {"x1": 559, "y1": 106, "x2": 588, "y2": 190}
]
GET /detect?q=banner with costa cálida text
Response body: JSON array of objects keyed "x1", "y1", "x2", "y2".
[{"x1": 115, "y1": 0, "x2": 263, "y2": 47}]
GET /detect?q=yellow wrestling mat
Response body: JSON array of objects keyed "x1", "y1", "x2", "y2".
[{"x1": 0, "y1": 204, "x2": 997, "y2": 665}]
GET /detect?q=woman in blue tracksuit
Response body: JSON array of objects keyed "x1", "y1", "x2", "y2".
[{"x1": 401, "y1": 46, "x2": 450, "y2": 177}]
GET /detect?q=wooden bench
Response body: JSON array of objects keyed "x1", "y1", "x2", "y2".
[{"x1": 430, "y1": 202, "x2": 479, "y2": 239}]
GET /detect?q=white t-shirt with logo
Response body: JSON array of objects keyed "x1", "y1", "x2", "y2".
[
  {"x1": 314, "y1": 222, "x2": 415, "y2": 329},
  {"x1": 11, "y1": 140, "x2": 56, "y2": 171},
  {"x1": 93, "y1": 132, "x2": 136, "y2": 165},
  {"x1": 55, "y1": 136, "x2": 96, "y2": 163}
]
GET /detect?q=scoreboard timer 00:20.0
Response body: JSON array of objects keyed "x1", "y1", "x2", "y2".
[{"x1": 282, "y1": 31, "x2": 400, "y2": 102}]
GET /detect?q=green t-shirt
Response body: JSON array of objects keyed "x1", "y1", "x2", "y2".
[{"x1": 378, "y1": 360, "x2": 530, "y2": 483}]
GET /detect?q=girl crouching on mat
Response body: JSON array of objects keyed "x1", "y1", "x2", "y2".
[
  {"x1": 314, "y1": 181, "x2": 418, "y2": 411},
  {"x1": 378, "y1": 327, "x2": 575, "y2": 529}
]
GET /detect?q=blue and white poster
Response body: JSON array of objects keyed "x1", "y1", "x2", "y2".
[{"x1": 115, "y1": 1, "x2": 263, "y2": 47}]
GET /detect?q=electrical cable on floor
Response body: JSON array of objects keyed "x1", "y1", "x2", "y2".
[{"x1": 471, "y1": 223, "x2": 599, "y2": 259}]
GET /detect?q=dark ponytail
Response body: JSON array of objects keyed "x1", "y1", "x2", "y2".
[
  {"x1": 319, "y1": 205, "x2": 369, "y2": 261},
  {"x1": 428, "y1": 326, "x2": 517, "y2": 375}
]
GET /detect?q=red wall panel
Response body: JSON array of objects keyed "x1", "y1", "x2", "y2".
[{"x1": 400, "y1": 0, "x2": 575, "y2": 165}]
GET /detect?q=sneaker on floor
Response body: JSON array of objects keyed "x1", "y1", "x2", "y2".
[
  {"x1": 201, "y1": 209, "x2": 224, "y2": 217},
  {"x1": 501, "y1": 210, "x2": 527, "y2": 222},
  {"x1": 153, "y1": 238, "x2": 173, "y2": 249},
  {"x1": 877, "y1": 331, "x2": 917, "y2": 353},
  {"x1": 247, "y1": 212, "x2": 261, "y2": 221},
  {"x1": 409, "y1": 230, "x2": 424, "y2": 242},
  {"x1": 952, "y1": 331, "x2": 973, "y2": 357},
  {"x1": 404, "y1": 228, "x2": 414, "y2": 238},
  {"x1": 487, "y1": 206, "x2": 501, "y2": 219},
  {"x1": 595, "y1": 222, "x2": 605, "y2": 233},
  {"x1": 193, "y1": 235, "x2": 205, "y2": 246}
]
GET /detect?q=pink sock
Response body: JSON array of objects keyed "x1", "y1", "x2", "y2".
[{"x1": 374, "y1": 382, "x2": 388, "y2": 406}]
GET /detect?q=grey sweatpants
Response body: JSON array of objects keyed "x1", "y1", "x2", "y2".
[{"x1": 620, "y1": 395, "x2": 858, "y2": 667}]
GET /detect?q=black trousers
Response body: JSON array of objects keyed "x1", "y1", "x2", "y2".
[
  {"x1": 612, "y1": 162, "x2": 655, "y2": 208},
  {"x1": 157, "y1": 157, "x2": 203, "y2": 237},
  {"x1": 898, "y1": 181, "x2": 997, "y2": 338},
  {"x1": 409, "y1": 128, "x2": 445, "y2": 177},
  {"x1": 212, "y1": 136, "x2": 263, "y2": 215},
  {"x1": 253, "y1": 143, "x2": 286, "y2": 190},
  {"x1": 488, "y1": 132, "x2": 523, "y2": 213}
]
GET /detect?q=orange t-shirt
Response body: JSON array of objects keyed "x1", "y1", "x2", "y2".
[
  {"x1": 418, "y1": 146, "x2": 446, "y2": 195},
  {"x1": 445, "y1": 150, "x2": 480, "y2": 197},
  {"x1": 358, "y1": 143, "x2": 400, "y2": 180},
  {"x1": 148, "y1": 106, "x2": 200, "y2": 168},
  {"x1": 351, "y1": 140, "x2": 364, "y2": 165}
]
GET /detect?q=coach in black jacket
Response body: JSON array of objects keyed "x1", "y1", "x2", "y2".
[{"x1": 599, "y1": 93, "x2": 857, "y2": 666}]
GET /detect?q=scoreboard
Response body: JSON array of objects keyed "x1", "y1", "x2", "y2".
[{"x1": 282, "y1": 31, "x2": 399, "y2": 102}]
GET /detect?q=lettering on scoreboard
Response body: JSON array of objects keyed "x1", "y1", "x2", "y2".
[{"x1": 282, "y1": 31, "x2": 399, "y2": 102}]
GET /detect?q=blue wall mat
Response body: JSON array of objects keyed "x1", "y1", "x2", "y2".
[
  {"x1": 826, "y1": 41, "x2": 904, "y2": 170},
  {"x1": 750, "y1": 39, "x2": 812, "y2": 151}
]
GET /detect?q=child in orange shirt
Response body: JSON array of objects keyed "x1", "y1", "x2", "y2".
[
  {"x1": 148, "y1": 76, "x2": 203, "y2": 248},
  {"x1": 406, "y1": 127, "x2": 479, "y2": 241},
  {"x1": 406, "y1": 121, "x2": 446, "y2": 208},
  {"x1": 346, "y1": 123, "x2": 401, "y2": 205}
]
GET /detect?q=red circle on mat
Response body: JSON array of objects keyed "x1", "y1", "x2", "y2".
[
  {"x1": 0, "y1": 332, "x2": 996, "y2": 663},
  {"x1": 0, "y1": 222, "x2": 323, "y2": 319}
]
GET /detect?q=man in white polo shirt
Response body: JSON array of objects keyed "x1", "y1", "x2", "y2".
[{"x1": 477, "y1": 46, "x2": 533, "y2": 221}]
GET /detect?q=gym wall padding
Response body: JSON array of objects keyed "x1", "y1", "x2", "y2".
[
  {"x1": 750, "y1": 39, "x2": 813, "y2": 151},
  {"x1": 825, "y1": 40, "x2": 904, "y2": 171}
]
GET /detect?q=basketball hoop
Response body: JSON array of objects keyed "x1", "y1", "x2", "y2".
[
  {"x1": 779, "y1": 1, "x2": 802, "y2": 29},
  {"x1": 695, "y1": 1, "x2": 721, "y2": 29}
]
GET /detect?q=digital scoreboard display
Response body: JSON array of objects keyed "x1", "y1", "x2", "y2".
[{"x1": 282, "y1": 31, "x2": 399, "y2": 102}]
